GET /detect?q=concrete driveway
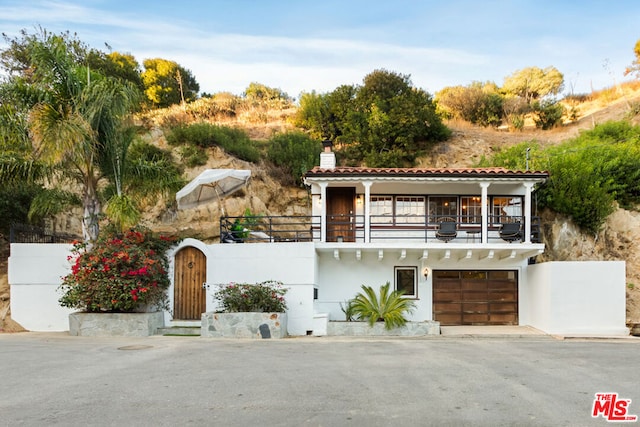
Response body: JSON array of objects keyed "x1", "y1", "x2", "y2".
[{"x1": 0, "y1": 333, "x2": 638, "y2": 426}]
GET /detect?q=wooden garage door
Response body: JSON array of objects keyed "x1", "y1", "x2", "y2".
[{"x1": 433, "y1": 270, "x2": 518, "y2": 325}]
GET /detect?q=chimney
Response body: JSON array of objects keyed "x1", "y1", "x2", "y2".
[{"x1": 320, "y1": 140, "x2": 336, "y2": 169}]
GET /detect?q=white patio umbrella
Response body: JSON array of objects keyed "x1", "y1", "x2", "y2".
[{"x1": 176, "y1": 169, "x2": 251, "y2": 214}]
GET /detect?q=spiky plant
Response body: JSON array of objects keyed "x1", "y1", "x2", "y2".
[
  {"x1": 340, "y1": 299, "x2": 357, "y2": 321},
  {"x1": 350, "y1": 282, "x2": 416, "y2": 330}
]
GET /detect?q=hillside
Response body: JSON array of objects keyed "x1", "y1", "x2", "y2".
[{"x1": 2, "y1": 88, "x2": 640, "y2": 332}]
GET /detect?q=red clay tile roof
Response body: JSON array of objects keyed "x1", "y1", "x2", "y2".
[{"x1": 305, "y1": 166, "x2": 549, "y2": 179}]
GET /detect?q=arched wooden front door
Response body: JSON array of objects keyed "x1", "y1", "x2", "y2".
[{"x1": 173, "y1": 247, "x2": 207, "y2": 320}]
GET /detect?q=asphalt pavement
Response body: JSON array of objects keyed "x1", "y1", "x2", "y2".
[{"x1": 1, "y1": 332, "x2": 639, "y2": 426}]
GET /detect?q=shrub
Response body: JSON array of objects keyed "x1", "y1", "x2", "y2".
[
  {"x1": 213, "y1": 280, "x2": 288, "y2": 313},
  {"x1": 266, "y1": 132, "x2": 321, "y2": 186},
  {"x1": 531, "y1": 99, "x2": 564, "y2": 130},
  {"x1": 340, "y1": 299, "x2": 357, "y2": 321},
  {"x1": 486, "y1": 121, "x2": 640, "y2": 233},
  {"x1": 178, "y1": 144, "x2": 208, "y2": 167},
  {"x1": 166, "y1": 122, "x2": 260, "y2": 163},
  {"x1": 59, "y1": 226, "x2": 179, "y2": 313},
  {"x1": 436, "y1": 84, "x2": 504, "y2": 127},
  {"x1": 349, "y1": 282, "x2": 415, "y2": 329}
]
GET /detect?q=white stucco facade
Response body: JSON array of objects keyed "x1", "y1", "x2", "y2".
[
  {"x1": 5, "y1": 165, "x2": 629, "y2": 336},
  {"x1": 8, "y1": 240, "x2": 629, "y2": 336}
]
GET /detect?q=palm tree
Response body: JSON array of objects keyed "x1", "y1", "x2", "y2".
[{"x1": 2, "y1": 29, "x2": 183, "y2": 240}]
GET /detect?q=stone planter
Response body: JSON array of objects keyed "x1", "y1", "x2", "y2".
[
  {"x1": 327, "y1": 320, "x2": 440, "y2": 336},
  {"x1": 68, "y1": 311, "x2": 164, "y2": 337},
  {"x1": 201, "y1": 312, "x2": 287, "y2": 339}
]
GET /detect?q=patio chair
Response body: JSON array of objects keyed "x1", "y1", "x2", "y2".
[
  {"x1": 499, "y1": 222, "x2": 522, "y2": 243},
  {"x1": 221, "y1": 231, "x2": 244, "y2": 243},
  {"x1": 435, "y1": 217, "x2": 458, "y2": 242}
]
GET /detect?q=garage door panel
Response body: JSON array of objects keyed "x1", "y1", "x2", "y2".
[
  {"x1": 490, "y1": 313, "x2": 517, "y2": 324},
  {"x1": 461, "y1": 281, "x2": 488, "y2": 291},
  {"x1": 489, "y1": 281, "x2": 517, "y2": 291},
  {"x1": 462, "y1": 313, "x2": 490, "y2": 324},
  {"x1": 433, "y1": 270, "x2": 518, "y2": 326},
  {"x1": 490, "y1": 302, "x2": 518, "y2": 312},
  {"x1": 433, "y1": 291, "x2": 461, "y2": 302},
  {"x1": 462, "y1": 302, "x2": 489, "y2": 313},
  {"x1": 437, "y1": 314, "x2": 463, "y2": 325},
  {"x1": 461, "y1": 292, "x2": 488, "y2": 302},
  {"x1": 434, "y1": 303, "x2": 462, "y2": 312},
  {"x1": 490, "y1": 291, "x2": 517, "y2": 302},
  {"x1": 436, "y1": 281, "x2": 461, "y2": 291}
]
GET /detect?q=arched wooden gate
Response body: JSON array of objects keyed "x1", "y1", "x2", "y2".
[{"x1": 173, "y1": 246, "x2": 207, "y2": 320}]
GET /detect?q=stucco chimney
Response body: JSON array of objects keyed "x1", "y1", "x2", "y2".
[{"x1": 320, "y1": 140, "x2": 336, "y2": 169}]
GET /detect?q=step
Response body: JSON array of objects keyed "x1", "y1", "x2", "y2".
[{"x1": 157, "y1": 326, "x2": 202, "y2": 336}]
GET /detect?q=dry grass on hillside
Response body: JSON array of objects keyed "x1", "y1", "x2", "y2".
[
  {"x1": 138, "y1": 95, "x2": 298, "y2": 140},
  {"x1": 423, "y1": 84, "x2": 640, "y2": 169}
]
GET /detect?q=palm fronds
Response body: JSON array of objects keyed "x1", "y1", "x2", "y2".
[{"x1": 350, "y1": 282, "x2": 416, "y2": 330}]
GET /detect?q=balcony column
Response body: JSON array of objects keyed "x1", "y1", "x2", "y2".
[
  {"x1": 523, "y1": 182, "x2": 534, "y2": 243},
  {"x1": 480, "y1": 182, "x2": 490, "y2": 243},
  {"x1": 320, "y1": 183, "x2": 328, "y2": 243},
  {"x1": 363, "y1": 181, "x2": 372, "y2": 243}
]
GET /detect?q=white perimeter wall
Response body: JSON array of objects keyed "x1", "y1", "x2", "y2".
[
  {"x1": 524, "y1": 261, "x2": 628, "y2": 335},
  {"x1": 203, "y1": 242, "x2": 317, "y2": 336},
  {"x1": 8, "y1": 244, "x2": 75, "y2": 331}
]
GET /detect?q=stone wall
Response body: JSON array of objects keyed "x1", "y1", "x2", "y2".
[
  {"x1": 201, "y1": 312, "x2": 287, "y2": 339},
  {"x1": 69, "y1": 312, "x2": 165, "y2": 337},
  {"x1": 327, "y1": 321, "x2": 440, "y2": 336}
]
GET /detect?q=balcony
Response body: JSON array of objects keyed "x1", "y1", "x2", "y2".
[{"x1": 220, "y1": 214, "x2": 541, "y2": 244}]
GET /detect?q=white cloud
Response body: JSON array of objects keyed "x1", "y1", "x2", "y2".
[{"x1": 1, "y1": 0, "x2": 635, "y2": 97}]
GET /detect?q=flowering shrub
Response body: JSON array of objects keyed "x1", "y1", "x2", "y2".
[
  {"x1": 59, "y1": 225, "x2": 179, "y2": 313},
  {"x1": 213, "y1": 280, "x2": 287, "y2": 313}
]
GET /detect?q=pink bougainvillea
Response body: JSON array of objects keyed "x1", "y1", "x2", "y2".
[{"x1": 59, "y1": 226, "x2": 179, "y2": 313}]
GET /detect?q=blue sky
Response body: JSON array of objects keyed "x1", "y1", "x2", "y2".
[{"x1": 1, "y1": 0, "x2": 639, "y2": 98}]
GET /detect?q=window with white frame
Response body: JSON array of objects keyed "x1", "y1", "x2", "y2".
[
  {"x1": 460, "y1": 196, "x2": 483, "y2": 224},
  {"x1": 492, "y1": 196, "x2": 523, "y2": 224},
  {"x1": 395, "y1": 196, "x2": 425, "y2": 224},
  {"x1": 370, "y1": 196, "x2": 393, "y2": 224},
  {"x1": 395, "y1": 266, "x2": 417, "y2": 298}
]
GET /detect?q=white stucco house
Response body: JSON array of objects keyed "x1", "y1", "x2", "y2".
[{"x1": 8, "y1": 143, "x2": 629, "y2": 336}]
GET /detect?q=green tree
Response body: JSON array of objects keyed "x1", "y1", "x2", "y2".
[
  {"x1": 352, "y1": 69, "x2": 450, "y2": 167},
  {"x1": 625, "y1": 39, "x2": 640, "y2": 77},
  {"x1": 294, "y1": 85, "x2": 358, "y2": 142},
  {"x1": 244, "y1": 82, "x2": 290, "y2": 102},
  {"x1": 296, "y1": 70, "x2": 449, "y2": 167},
  {"x1": 0, "y1": 98, "x2": 50, "y2": 234},
  {"x1": 294, "y1": 91, "x2": 331, "y2": 139},
  {"x1": 87, "y1": 51, "x2": 144, "y2": 92},
  {"x1": 502, "y1": 66, "x2": 564, "y2": 103},
  {"x1": 141, "y1": 58, "x2": 199, "y2": 108},
  {"x1": 1, "y1": 29, "x2": 184, "y2": 240},
  {"x1": 436, "y1": 81, "x2": 504, "y2": 127}
]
